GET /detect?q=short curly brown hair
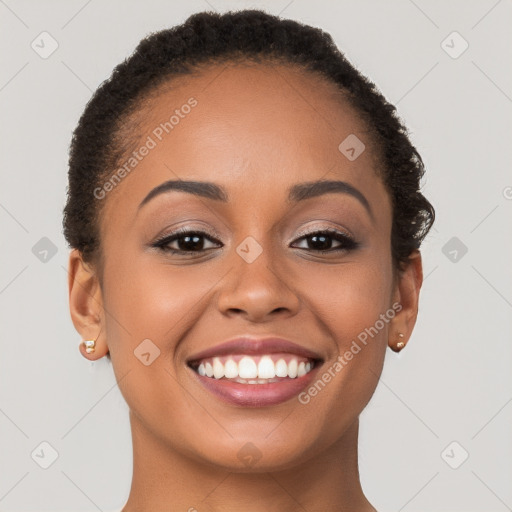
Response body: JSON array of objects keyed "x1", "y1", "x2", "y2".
[{"x1": 63, "y1": 8, "x2": 434, "y2": 273}]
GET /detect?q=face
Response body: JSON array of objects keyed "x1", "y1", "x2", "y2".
[{"x1": 73, "y1": 62, "x2": 419, "y2": 471}]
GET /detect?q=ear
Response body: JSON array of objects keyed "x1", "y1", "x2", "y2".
[
  {"x1": 388, "y1": 249, "x2": 423, "y2": 352},
  {"x1": 67, "y1": 249, "x2": 108, "y2": 360}
]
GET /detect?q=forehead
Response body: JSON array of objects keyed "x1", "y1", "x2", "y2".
[
  {"x1": 146, "y1": 61, "x2": 379, "y2": 169},
  {"x1": 101, "y1": 62, "x2": 387, "y2": 224}
]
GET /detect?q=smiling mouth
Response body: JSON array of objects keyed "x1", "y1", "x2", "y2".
[{"x1": 187, "y1": 353, "x2": 321, "y2": 384}]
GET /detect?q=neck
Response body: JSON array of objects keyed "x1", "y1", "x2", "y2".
[{"x1": 121, "y1": 412, "x2": 376, "y2": 512}]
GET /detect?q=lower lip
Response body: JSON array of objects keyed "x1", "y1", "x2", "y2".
[{"x1": 189, "y1": 363, "x2": 322, "y2": 407}]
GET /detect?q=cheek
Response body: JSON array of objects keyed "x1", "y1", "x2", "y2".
[
  {"x1": 102, "y1": 248, "x2": 243, "y2": 371},
  {"x1": 101, "y1": 256, "x2": 218, "y2": 454},
  {"x1": 104, "y1": 255, "x2": 211, "y2": 349},
  {"x1": 298, "y1": 251, "x2": 394, "y2": 344},
  {"x1": 294, "y1": 247, "x2": 393, "y2": 407}
]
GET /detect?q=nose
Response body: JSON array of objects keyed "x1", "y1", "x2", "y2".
[{"x1": 216, "y1": 240, "x2": 300, "y2": 323}]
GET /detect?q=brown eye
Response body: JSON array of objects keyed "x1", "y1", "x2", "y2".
[
  {"x1": 152, "y1": 229, "x2": 222, "y2": 254},
  {"x1": 291, "y1": 229, "x2": 359, "y2": 253},
  {"x1": 152, "y1": 227, "x2": 359, "y2": 256}
]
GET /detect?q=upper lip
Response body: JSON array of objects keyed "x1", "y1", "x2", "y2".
[{"x1": 186, "y1": 336, "x2": 324, "y2": 363}]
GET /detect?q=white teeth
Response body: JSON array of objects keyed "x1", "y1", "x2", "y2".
[
  {"x1": 213, "y1": 357, "x2": 224, "y2": 379},
  {"x1": 236, "y1": 377, "x2": 281, "y2": 384},
  {"x1": 193, "y1": 354, "x2": 316, "y2": 381},
  {"x1": 224, "y1": 358, "x2": 238, "y2": 378},
  {"x1": 258, "y1": 355, "x2": 276, "y2": 379},
  {"x1": 288, "y1": 359, "x2": 298, "y2": 378},
  {"x1": 275, "y1": 358, "x2": 288, "y2": 377},
  {"x1": 238, "y1": 356, "x2": 258, "y2": 379}
]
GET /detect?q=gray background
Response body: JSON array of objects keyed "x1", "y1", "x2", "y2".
[{"x1": 1, "y1": 0, "x2": 511, "y2": 511}]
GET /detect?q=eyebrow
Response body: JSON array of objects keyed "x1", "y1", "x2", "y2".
[{"x1": 138, "y1": 179, "x2": 373, "y2": 219}]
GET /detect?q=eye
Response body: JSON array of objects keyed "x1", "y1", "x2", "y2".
[
  {"x1": 291, "y1": 228, "x2": 359, "y2": 253},
  {"x1": 152, "y1": 227, "x2": 359, "y2": 256},
  {"x1": 152, "y1": 228, "x2": 222, "y2": 255}
]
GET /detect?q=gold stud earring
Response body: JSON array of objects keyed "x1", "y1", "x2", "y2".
[
  {"x1": 83, "y1": 339, "x2": 96, "y2": 353},
  {"x1": 82, "y1": 327, "x2": 101, "y2": 354},
  {"x1": 396, "y1": 333, "x2": 405, "y2": 350}
]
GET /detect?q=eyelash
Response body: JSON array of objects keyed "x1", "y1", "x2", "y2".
[{"x1": 151, "y1": 227, "x2": 359, "y2": 256}]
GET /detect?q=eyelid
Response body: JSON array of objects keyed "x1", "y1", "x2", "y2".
[
  {"x1": 152, "y1": 224, "x2": 223, "y2": 244},
  {"x1": 292, "y1": 223, "x2": 355, "y2": 242},
  {"x1": 153, "y1": 222, "x2": 356, "y2": 243}
]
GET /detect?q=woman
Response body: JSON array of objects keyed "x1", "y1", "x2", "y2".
[{"x1": 63, "y1": 9, "x2": 434, "y2": 511}]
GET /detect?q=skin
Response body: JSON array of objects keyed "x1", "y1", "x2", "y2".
[{"x1": 68, "y1": 62, "x2": 423, "y2": 512}]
